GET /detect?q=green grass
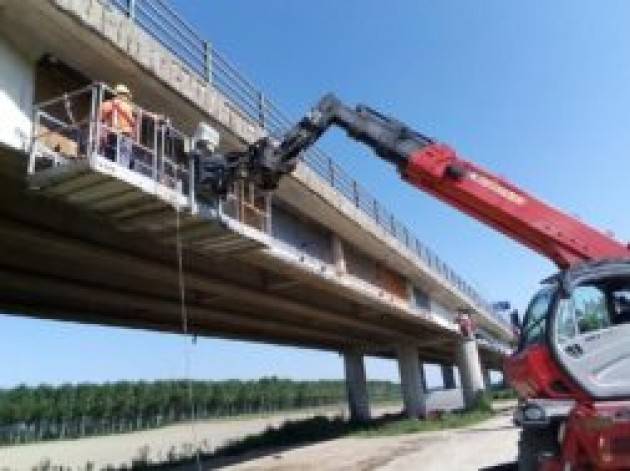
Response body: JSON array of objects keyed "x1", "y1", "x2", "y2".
[
  {"x1": 352, "y1": 409, "x2": 494, "y2": 437},
  {"x1": 491, "y1": 388, "x2": 518, "y2": 400},
  {"x1": 213, "y1": 394, "x2": 495, "y2": 458}
]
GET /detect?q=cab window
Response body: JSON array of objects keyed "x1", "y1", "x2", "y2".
[
  {"x1": 572, "y1": 285, "x2": 609, "y2": 334},
  {"x1": 555, "y1": 299, "x2": 577, "y2": 344},
  {"x1": 611, "y1": 289, "x2": 630, "y2": 325},
  {"x1": 522, "y1": 287, "x2": 554, "y2": 346}
]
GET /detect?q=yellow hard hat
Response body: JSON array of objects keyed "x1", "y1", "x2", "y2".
[{"x1": 115, "y1": 84, "x2": 131, "y2": 97}]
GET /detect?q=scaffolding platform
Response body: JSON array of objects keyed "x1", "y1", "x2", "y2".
[{"x1": 27, "y1": 83, "x2": 268, "y2": 255}]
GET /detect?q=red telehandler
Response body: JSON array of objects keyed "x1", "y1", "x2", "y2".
[{"x1": 195, "y1": 94, "x2": 630, "y2": 470}]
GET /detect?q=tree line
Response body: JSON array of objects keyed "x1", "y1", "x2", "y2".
[{"x1": 0, "y1": 378, "x2": 401, "y2": 445}]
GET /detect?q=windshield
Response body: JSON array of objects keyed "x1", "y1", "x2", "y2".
[
  {"x1": 555, "y1": 277, "x2": 630, "y2": 343},
  {"x1": 521, "y1": 286, "x2": 555, "y2": 347}
]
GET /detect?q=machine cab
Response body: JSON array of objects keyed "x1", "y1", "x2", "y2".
[
  {"x1": 508, "y1": 259, "x2": 630, "y2": 401},
  {"x1": 550, "y1": 260, "x2": 630, "y2": 400},
  {"x1": 506, "y1": 260, "x2": 630, "y2": 400}
]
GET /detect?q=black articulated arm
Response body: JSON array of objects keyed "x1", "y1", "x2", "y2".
[
  {"x1": 195, "y1": 94, "x2": 435, "y2": 198},
  {"x1": 194, "y1": 93, "x2": 630, "y2": 268}
]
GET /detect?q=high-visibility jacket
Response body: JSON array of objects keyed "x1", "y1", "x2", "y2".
[
  {"x1": 100, "y1": 98, "x2": 135, "y2": 136},
  {"x1": 456, "y1": 314, "x2": 476, "y2": 338}
]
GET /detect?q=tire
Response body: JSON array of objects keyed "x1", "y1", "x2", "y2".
[{"x1": 518, "y1": 425, "x2": 560, "y2": 471}]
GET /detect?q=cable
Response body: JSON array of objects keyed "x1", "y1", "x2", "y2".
[{"x1": 175, "y1": 196, "x2": 203, "y2": 471}]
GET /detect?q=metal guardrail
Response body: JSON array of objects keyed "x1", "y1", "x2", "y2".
[{"x1": 108, "y1": 0, "x2": 506, "y2": 326}]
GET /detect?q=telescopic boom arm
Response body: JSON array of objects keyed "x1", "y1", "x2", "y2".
[{"x1": 196, "y1": 94, "x2": 630, "y2": 268}]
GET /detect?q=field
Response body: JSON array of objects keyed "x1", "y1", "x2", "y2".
[{"x1": 0, "y1": 404, "x2": 401, "y2": 470}]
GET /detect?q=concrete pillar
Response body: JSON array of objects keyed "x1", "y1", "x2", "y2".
[
  {"x1": 332, "y1": 235, "x2": 346, "y2": 275},
  {"x1": 483, "y1": 368, "x2": 492, "y2": 390},
  {"x1": 441, "y1": 364, "x2": 456, "y2": 390},
  {"x1": 456, "y1": 338, "x2": 485, "y2": 408},
  {"x1": 419, "y1": 362, "x2": 428, "y2": 392},
  {"x1": 343, "y1": 348, "x2": 370, "y2": 422},
  {"x1": 397, "y1": 345, "x2": 426, "y2": 418}
]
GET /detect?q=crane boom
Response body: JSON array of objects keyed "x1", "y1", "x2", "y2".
[{"x1": 196, "y1": 94, "x2": 630, "y2": 268}]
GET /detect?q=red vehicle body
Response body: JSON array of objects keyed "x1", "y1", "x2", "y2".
[
  {"x1": 406, "y1": 140, "x2": 630, "y2": 470},
  {"x1": 506, "y1": 344, "x2": 584, "y2": 402},
  {"x1": 197, "y1": 94, "x2": 630, "y2": 469}
]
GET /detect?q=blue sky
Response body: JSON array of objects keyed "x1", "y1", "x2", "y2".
[{"x1": 3, "y1": 0, "x2": 630, "y2": 387}]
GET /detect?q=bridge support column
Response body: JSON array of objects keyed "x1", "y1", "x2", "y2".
[
  {"x1": 456, "y1": 338, "x2": 485, "y2": 408},
  {"x1": 343, "y1": 348, "x2": 370, "y2": 422},
  {"x1": 441, "y1": 364, "x2": 457, "y2": 390},
  {"x1": 397, "y1": 345, "x2": 426, "y2": 419},
  {"x1": 332, "y1": 235, "x2": 346, "y2": 275},
  {"x1": 483, "y1": 368, "x2": 492, "y2": 390},
  {"x1": 419, "y1": 362, "x2": 428, "y2": 392}
]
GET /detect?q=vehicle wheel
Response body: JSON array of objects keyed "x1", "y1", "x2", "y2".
[{"x1": 518, "y1": 425, "x2": 560, "y2": 471}]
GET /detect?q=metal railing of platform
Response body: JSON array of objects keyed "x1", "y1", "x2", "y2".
[{"x1": 29, "y1": 82, "x2": 192, "y2": 198}]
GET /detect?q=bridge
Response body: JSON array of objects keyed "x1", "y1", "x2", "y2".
[{"x1": 0, "y1": 0, "x2": 514, "y2": 421}]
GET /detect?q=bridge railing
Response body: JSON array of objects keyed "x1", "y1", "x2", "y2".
[
  {"x1": 29, "y1": 83, "x2": 191, "y2": 197},
  {"x1": 107, "y1": 0, "x2": 505, "y2": 326}
]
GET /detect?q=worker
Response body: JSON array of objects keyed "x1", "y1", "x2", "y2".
[
  {"x1": 455, "y1": 310, "x2": 476, "y2": 339},
  {"x1": 100, "y1": 84, "x2": 136, "y2": 169}
]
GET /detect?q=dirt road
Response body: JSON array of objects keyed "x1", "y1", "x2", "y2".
[{"x1": 217, "y1": 406, "x2": 519, "y2": 471}]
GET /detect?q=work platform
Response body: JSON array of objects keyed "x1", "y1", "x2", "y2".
[{"x1": 27, "y1": 83, "x2": 266, "y2": 256}]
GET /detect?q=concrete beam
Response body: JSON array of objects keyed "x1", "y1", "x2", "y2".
[
  {"x1": 456, "y1": 338, "x2": 485, "y2": 408},
  {"x1": 0, "y1": 218, "x2": 410, "y2": 344},
  {"x1": 343, "y1": 348, "x2": 370, "y2": 422},
  {"x1": 0, "y1": 267, "x2": 361, "y2": 349},
  {"x1": 397, "y1": 345, "x2": 426, "y2": 419}
]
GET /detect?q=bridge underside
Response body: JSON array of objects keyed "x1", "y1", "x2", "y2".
[{"x1": 1, "y1": 147, "x2": 503, "y2": 369}]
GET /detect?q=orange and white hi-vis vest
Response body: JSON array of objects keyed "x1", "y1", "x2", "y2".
[{"x1": 100, "y1": 98, "x2": 135, "y2": 136}]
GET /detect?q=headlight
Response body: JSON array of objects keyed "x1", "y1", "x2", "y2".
[{"x1": 523, "y1": 405, "x2": 545, "y2": 422}]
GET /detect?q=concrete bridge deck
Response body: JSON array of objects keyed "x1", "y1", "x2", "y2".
[{"x1": 0, "y1": 0, "x2": 513, "y2": 419}]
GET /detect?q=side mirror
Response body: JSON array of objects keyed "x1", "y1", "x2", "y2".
[
  {"x1": 492, "y1": 301, "x2": 511, "y2": 312},
  {"x1": 510, "y1": 310, "x2": 521, "y2": 330}
]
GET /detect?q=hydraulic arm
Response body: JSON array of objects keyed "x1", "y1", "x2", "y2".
[{"x1": 197, "y1": 94, "x2": 630, "y2": 268}]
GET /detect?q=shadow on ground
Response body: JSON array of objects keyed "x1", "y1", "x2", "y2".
[
  {"x1": 133, "y1": 413, "x2": 407, "y2": 470},
  {"x1": 126, "y1": 408, "x2": 495, "y2": 470},
  {"x1": 480, "y1": 463, "x2": 517, "y2": 471}
]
